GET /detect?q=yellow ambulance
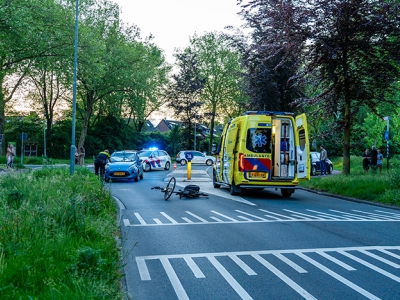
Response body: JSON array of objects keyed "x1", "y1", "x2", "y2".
[{"x1": 213, "y1": 111, "x2": 310, "y2": 197}]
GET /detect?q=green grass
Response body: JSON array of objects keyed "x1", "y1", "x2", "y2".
[
  {"x1": 0, "y1": 167, "x2": 123, "y2": 299},
  {"x1": 300, "y1": 155, "x2": 400, "y2": 206}
]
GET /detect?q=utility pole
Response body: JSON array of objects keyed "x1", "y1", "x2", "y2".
[{"x1": 383, "y1": 116, "x2": 390, "y2": 171}]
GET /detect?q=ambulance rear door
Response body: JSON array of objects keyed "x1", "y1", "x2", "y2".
[
  {"x1": 295, "y1": 113, "x2": 310, "y2": 180},
  {"x1": 223, "y1": 122, "x2": 239, "y2": 184}
]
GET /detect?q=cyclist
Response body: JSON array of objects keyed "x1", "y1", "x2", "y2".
[{"x1": 94, "y1": 149, "x2": 111, "y2": 179}]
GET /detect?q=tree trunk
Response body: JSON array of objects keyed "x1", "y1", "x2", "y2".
[
  {"x1": 342, "y1": 99, "x2": 351, "y2": 175},
  {"x1": 78, "y1": 92, "x2": 94, "y2": 151}
]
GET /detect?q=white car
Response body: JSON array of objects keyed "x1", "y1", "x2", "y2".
[
  {"x1": 138, "y1": 149, "x2": 171, "y2": 171},
  {"x1": 176, "y1": 150, "x2": 215, "y2": 166}
]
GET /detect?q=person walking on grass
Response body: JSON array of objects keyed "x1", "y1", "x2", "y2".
[
  {"x1": 320, "y1": 145, "x2": 328, "y2": 175},
  {"x1": 362, "y1": 149, "x2": 370, "y2": 173},
  {"x1": 377, "y1": 149, "x2": 383, "y2": 173}
]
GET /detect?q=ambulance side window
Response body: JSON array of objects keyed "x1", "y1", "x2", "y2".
[
  {"x1": 246, "y1": 128, "x2": 272, "y2": 153},
  {"x1": 299, "y1": 129, "x2": 306, "y2": 151}
]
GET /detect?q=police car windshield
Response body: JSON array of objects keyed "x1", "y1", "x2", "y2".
[{"x1": 138, "y1": 151, "x2": 153, "y2": 157}]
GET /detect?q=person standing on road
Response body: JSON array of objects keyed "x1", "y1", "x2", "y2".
[
  {"x1": 370, "y1": 146, "x2": 378, "y2": 172},
  {"x1": 6, "y1": 143, "x2": 15, "y2": 168},
  {"x1": 377, "y1": 148, "x2": 383, "y2": 173},
  {"x1": 94, "y1": 149, "x2": 111, "y2": 178},
  {"x1": 319, "y1": 145, "x2": 328, "y2": 175},
  {"x1": 362, "y1": 149, "x2": 370, "y2": 173}
]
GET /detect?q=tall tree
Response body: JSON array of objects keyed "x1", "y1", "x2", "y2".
[
  {"x1": 189, "y1": 32, "x2": 247, "y2": 152},
  {"x1": 165, "y1": 49, "x2": 206, "y2": 150},
  {"x1": 240, "y1": 0, "x2": 400, "y2": 174},
  {"x1": 0, "y1": 0, "x2": 72, "y2": 149}
]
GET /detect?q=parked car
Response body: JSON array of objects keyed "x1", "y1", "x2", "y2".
[
  {"x1": 138, "y1": 149, "x2": 171, "y2": 172},
  {"x1": 176, "y1": 150, "x2": 215, "y2": 166},
  {"x1": 310, "y1": 152, "x2": 333, "y2": 175},
  {"x1": 105, "y1": 151, "x2": 144, "y2": 182},
  {"x1": 110, "y1": 150, "x2": 137, "y2": 162}
]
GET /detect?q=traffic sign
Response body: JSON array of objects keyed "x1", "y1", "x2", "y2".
[
  {"x1": 185, "y1": 151, "x2": 193, "y2": 162},
  {"x1": 19, "y1": 132, "x2": 28, "y2": 141},
  {"x1": 384, "y1": 131, "x2": 389, "y2": 141}
]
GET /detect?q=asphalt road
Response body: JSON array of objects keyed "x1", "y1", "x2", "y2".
[{"x1": 110, "y1": 165, "x2": 400, "y2": 300}]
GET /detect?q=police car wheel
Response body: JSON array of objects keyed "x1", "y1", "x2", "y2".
[
  {"x1": 206, "y1": 159, "x2": 213, "y2": 166},
  {"x1": 180, "y1": 160, "x2": 187, "y2": 166},
  {"x1": 144, "y1": 163, "x2": 151, "y2": 172},
  {"x1": 164, "y1": 162, "x2": 171, "y2": 170}
]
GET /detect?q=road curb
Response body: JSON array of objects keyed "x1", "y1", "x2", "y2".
[{"x1": 300, "y1": 187, "x2": 400, "y2": 211}]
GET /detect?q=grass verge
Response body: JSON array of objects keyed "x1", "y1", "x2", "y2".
[
  {"x1": 300, "y1": 155, "x2": 400, "y2": 207},
  {"x1": 0, "y1": 167, "x2": 123, "y2": 299}
]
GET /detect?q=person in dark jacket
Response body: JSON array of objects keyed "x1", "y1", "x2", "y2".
[{"x1": 94, "y1": 149, "x2": 111, "y2": 177}]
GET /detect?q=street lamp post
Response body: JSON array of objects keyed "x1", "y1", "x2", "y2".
[
  {"x1": 70, "y1": 0, "x2": 79, "y2": 175},
  {"x1": 194, "y1": 112, "x2": 196, "y2": 151}
]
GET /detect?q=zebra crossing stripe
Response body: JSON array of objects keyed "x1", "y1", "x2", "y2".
[
  {"x1": 315, "y1": 251, "x2": 356, "y2": 271},
  {"x1": 358, "y1": 249, "x2": 400, "y2": 268},
  {"x1": 252, "y1": 254, "x2": 316, "y2": 300},
  {"x1": 296, "y1": 252, "x2": 380, "y2": 300},
  {"x1": 208, "y1": 256, "x2": 254, "y2": 300},
  {"x1": 339, "y1": 250, "x2": 400, "y2": 283},
  {"x1": 160, "y1": 257, "x2": 190, "y2": 300}
]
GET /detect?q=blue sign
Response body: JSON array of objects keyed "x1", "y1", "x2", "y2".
[
  {"x1": 185, "y1": 151, "x2": 193, "y2": 162},
  {"x1": 19, "y1": 132, "x2": 28, "y2": 141},
  {"x1": 384, "y1": 131, "x2": 389, "y2": 141}
]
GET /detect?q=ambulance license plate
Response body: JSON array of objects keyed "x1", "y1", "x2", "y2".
[
  {"x1": 249, "y1": 172, "x2": 266, "y2": 178},
  {"x1": 114, "y1": 172, "x2": 125, "y2": 176}
]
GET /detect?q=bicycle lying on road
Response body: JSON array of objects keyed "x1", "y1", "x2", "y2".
[{"x1": 151, "y1": 177, "x2": 208, "y2": 201}]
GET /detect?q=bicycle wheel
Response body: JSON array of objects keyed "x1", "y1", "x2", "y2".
[{"x1": 164, "y1": 177, "x2": 176, "y2": 201}]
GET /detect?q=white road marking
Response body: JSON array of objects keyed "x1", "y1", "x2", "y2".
[
  {"x1": 126, "y1": 209, "x2": 400, "y2": 226},
  {"x1": 183, "y1": 257, "x2": 205, "y2": 278},
  {"x1": 296, "y1": 252, "x2": 379, "y2": 300},
  {"x1": 185, "y1": 211, "x2": 209, "y2": 223},
  {"x1": 160, "y1": 257, "x2": 190, "y2": 300},
  {"x1": 339, "y1": 250, "x2": 400, "y2": 283},
  {"x1": 358, "y1": 249, "x2": 400, "y2": 268},
  {"x1": 235, "y1": 210, "x2": 268, "y2": 221},
  {"x1": 160, "y1": 212, "x2": 178, "y2": 224},
  {"x1": 273, "y1": 253, "x2": 308, "y2": 273},
  {"x1": 259, "y1": 209, "x2": 297, "y2": 220},
  {"x1": 315, "y1": 251, "x2": 356, "y2": 271},
  {"x1": 136, "y1": 246, "x2": 400, "y2": 299},
  {"x1": 252, "y1": 254, "x2": 316, "y2": 300},
  {"x1": 211, "y1": 210, "x2": 239, "y2": 222},
  {"x1": 229, "y1": 254, "x2": 257, "y2": 275},
  {"x1": 208, "y1": 256, "x2": 254, "y2": 300},
  {"x1": 134, "y1": 212, "x2": 147, "y2": 225}
]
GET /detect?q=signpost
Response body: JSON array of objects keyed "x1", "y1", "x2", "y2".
[
  {"x1": 19, "y1": 132, "x2": 28, "y2": 164},
  {"x1": 185, "y1": 152, "x2": 193, "y2": 180},
  {"x1": 383, "y1": 116, "x2": 390, "y2": 171}
]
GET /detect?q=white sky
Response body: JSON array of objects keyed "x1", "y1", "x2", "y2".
[{"x1": 112, "y1": 0, "x2": 247, "y2": 63}]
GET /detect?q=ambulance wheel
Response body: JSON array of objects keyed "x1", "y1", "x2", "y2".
[
  {"x1": 230, "y1": 182, "x2": 241, "y2": 195},
  {"x1": 281, "y1": 188, "x2": 294, "y2": 197},
  {"x1": 213, "y1": 174, "x2": 221, "y2": 189}
]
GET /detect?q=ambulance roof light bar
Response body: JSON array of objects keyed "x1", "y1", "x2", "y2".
[{"x1": 243, "y1": 111, "x2": 294, "y2": 116}]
